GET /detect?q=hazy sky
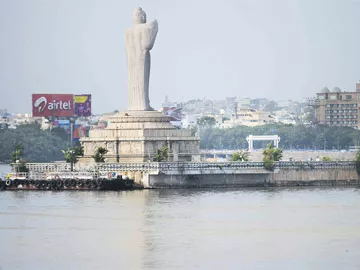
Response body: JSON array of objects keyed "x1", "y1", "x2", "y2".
[{"x1": 1, "y1": 0, "x2": 360, "y2": 114}]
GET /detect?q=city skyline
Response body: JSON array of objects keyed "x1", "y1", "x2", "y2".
[{"x1": 1, "y1": 0, "x2": 360, "y2": 114}]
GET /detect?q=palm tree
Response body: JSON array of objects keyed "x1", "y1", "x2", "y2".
[
  {"x1": 262, "y1": 144, "x2": 283, "y2": 161},
  {"x1": 92, "y1": 147, "x2": 108, "y2": 163},
  {"x1": 231, "y1": 150, "x2": 250, "y2": 162},
  {"x1": 153, "y1": 146, "x2": 168, "y2": 162},
  {"x1": 262, "y1": 144, "x2": 283, "y2": 170},
  {"x1": 61, "y1": 145, "x2": 84, "y2": 171},
  {"x1": 10, "y1": 143, "x2": 28, "y2": 173},
  {"x1": 11, "y1": 143, "x2": 24, "y2": 163}
]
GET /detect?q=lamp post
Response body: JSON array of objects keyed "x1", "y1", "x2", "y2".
[
  {"x1": 16, "y1": 159, "x2": 19, "y2": 174},
  {"x1": 69, "y1": 150, "x2": 75, "y2": 172}
]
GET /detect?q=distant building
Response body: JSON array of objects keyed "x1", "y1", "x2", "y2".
[
  {"x1": 223, "y1": 97, "x2": 237, "y2": 118},
  {"x1": 214, "y1": 114, "x2": 225, "y2": 128},
  {"x1": 223, "y1": 108, "x2": 274, "y2": 128},
  {"x1": 315, "y1": 83, "x2": 360, "y2": 129},
  {"x1": 161, "y1": 96, "x2": 181, "y2": 109},
  {"x1": 160, "y1": 106, "x2": 182, "y2": 128},
  {"x1": 251, "y1": 98, "x2": 269, "y2": 110},
  {"x1": 182, "y1": 99, "x2": 216, "y2": 115},
  {"x1": 181, "y1": 114, "x2": 199, "y2": 128},
  {"x1": 237, "y1": 98, "x2": 251, "y2": 108},
  {"x1": 273, "y1": 109, "x2": 297, "y2": 125}
]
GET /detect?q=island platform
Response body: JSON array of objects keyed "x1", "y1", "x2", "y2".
[{"x1": 1, "y1": 161, "x2": 359, "y2": 190}]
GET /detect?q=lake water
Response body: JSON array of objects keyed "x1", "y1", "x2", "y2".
[{"x1": 0, "y1": 164, "x2": 360, "y2": 269}]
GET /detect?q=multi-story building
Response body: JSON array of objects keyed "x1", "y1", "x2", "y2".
[
  {"x1": 223, "y1": 108, "x2": 274, "y2": 128},
  {"x1": 315, "y1": 82, "x2": 360, "y2": 129}
]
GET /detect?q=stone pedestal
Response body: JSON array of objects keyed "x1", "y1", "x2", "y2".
[{"x1": 80, "y1": 111, "x2": 200, "y2": 163}]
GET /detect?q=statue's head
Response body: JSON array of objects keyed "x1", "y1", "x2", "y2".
[{"x1": 132, "y1": 7, "x2": 146, "y2": 24}]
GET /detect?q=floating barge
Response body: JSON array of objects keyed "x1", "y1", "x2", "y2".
[{"x1": 0, "y1": 170, "x2": 135, "y2": 191}]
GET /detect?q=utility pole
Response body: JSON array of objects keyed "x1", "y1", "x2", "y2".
[
  {"x1": 70, "y1": 150, "x2": 75, "y2": 172},
  {"x1": 69, "y1": 117, "x2": 76, "y2": 148}
]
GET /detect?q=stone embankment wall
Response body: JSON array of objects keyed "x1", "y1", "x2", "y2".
[
  {"x1": 267, "y1": 166, "x2": 359, "y2": 187},
  {"x1": 145, "y1": 162, "x2": 360, "y2": 188},
  {"x1": 147, "y1": 170, "x2": 359, "y2": 188},
  {"x1": 147, "y1": 174, "x2": 268, "y2": 188},
  {"x1": 270, "y1": 167, "x2": 357, "y2": 182}
]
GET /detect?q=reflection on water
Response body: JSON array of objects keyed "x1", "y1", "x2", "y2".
[
  {"x1": 0, "y1": 186, "x2": 359, "y2": 270},
  {"x1": 1, "y1": 165, "x2": 360, "y2": 269}
]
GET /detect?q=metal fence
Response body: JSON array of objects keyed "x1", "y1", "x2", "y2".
[
  {"x1": 24, "y1": 163, "x2": 71, "y2": 172},
  {"x1": 276, "y1": 161, "x2": 355, "y2": 169},
  {"x1": 95, "y1": 162, "x2": 160, "y2": 172},
  {"x1": 18, "y1": 161, "x2": 356, "y2": 174}
]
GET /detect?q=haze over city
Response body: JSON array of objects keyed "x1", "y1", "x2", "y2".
[{"x1": 1, "y1": 0, "x2": 360, "y2": 114}]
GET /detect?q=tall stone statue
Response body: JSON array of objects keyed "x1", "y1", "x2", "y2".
[{"x1": 125, "y1": 7, "x2": 158, "y2": 111}]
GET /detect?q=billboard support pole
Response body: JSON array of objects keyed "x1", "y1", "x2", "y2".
[
  {"x1": 70, "y1": 121, "x2": 74, "y2": 148},
  {"x1": 69, "y1": 116, "x2": 76, "y2": 148}
]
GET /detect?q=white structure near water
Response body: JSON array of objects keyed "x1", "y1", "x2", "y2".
[{"x1": 246, "y1": 135, "x2": 280, "y2": 152}]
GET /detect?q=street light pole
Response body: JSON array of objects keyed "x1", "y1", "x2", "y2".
[{"x1": 70, "y1": 150, "x2": 75, "y2": 172}]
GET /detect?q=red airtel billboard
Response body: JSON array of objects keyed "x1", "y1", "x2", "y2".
[{"x1": 32, "y1": 94, "x2": 74, "y2": 117}]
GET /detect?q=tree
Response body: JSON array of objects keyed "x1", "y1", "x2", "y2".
[
  {"x1": 197, "y1": 116, "x2": 216, "y2": 128},
  {"x1": 153, "y1": 146, "x2": 168, "y2": 162},
  {"x1": 231, "y1": 150, "x2": 250, "y2": 162},
  {"x1": 61, "y1": 148, "x2": 77, "y2": 164},
  {"x1": 198, "y1": 123, "x2": 360, "y2": 151},
  {"x1": 11, "y1": 143, "x2": 24, "y2": 163},
  {"x1": 92, "y1": 146, "x2": 108, "y2": 163},
  {"x1": 302, "y1": 107, "x2": 316, "y2": 123},
  {"x1": 262, "y1": 144, "x2": 283, "y2": 171},
  {"x1": 0, "y1": 124, "x2": 69, "y2": 163},
  {"x1": 74, "y1": 145, "x2": 84, "y2": 157},
  {"x1": 11, "y1": 143, "x2": 28, "y2": 173},
  {"x1": 61, "y1": 145, "x2": 84, "y2": 171}
]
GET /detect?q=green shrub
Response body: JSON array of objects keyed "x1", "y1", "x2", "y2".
[
  {"x1": 153, "y1": 146, "x2": 168, "y2": 162},
  {"x1": 262, "y1": 144, "x2": 283, "y2": 171},
  {"x1": 231, "y1": 151, "x2": 250, "y2": 162},
  {"x1": 92, "y1": 147, "x2": 108, "y2": 163}
]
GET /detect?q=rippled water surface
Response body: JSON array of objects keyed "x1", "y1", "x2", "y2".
[{"x1": 1, "y1": 164, "x2": 360, "y2": 269}]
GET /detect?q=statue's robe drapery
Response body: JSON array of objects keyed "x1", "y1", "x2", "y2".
[{"x1": 125, "y1": 20, "x2": 158, "y2": 111}]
